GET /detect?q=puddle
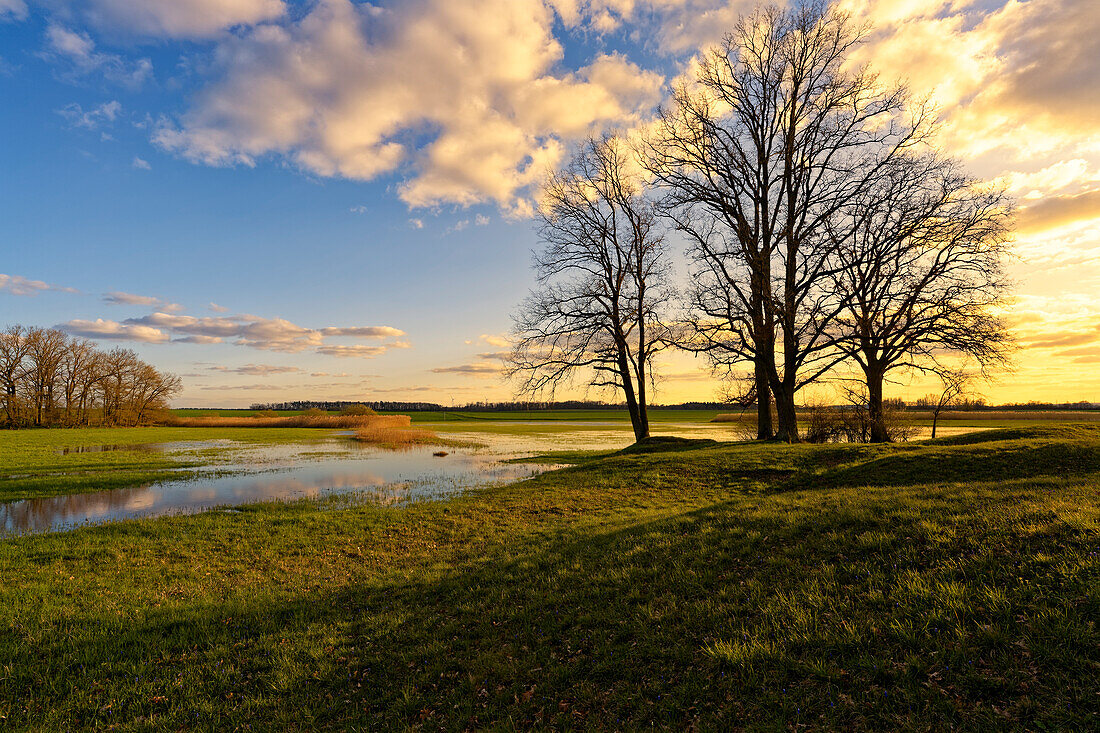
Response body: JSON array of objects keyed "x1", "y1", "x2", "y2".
[{"x1": 55, "y1": 444, "x2": 163, "y2": 455}]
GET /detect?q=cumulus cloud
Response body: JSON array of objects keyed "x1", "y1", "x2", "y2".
[
  {"x1": 153, "y1": 0, "x2": 663, "y2": 211},
  {"x1": 58, "y1": 318, "x2": 169, "y2": 343},
  {"x1": 44, "y1": 25, "x2": 152, "y2": 87},
  {"x1": 0, "y1": 273, "x2": 78, "y2": 296}
]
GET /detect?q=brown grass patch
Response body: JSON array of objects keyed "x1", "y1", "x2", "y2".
[
  {"x1": 352, "y1": 415, "x2": 438, "y2": 447},
  {"x1": 710, "y1": 413, "x2": 752, "y2": 423}
]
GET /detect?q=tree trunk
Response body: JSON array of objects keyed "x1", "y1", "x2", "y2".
[
  {"x1": 773, "y1": 384, "x2": 799, "y2": 443},
  {"x1": 866, "y1": 365, "x2": 888, "y2": 443},
  {"x1": 754, "y1": 356, "x2": 772, "y2": 440},
  {"x1": 616, "y1": 349, "x2": 647, "y2": 443},
  {"x1": 634, "y1": 364, "x2": 650, "y2": 442}
]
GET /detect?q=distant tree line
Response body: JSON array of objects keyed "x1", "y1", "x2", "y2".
[
  {"x1": 0, "y1": 325, "x2": 182, "y2": 428},
  {"x1": 248, "y1": 399, "x2": 736, "y2": 413},
  {"x1": 508, "y1": 1, "x2": 1014, "y2": 443}
]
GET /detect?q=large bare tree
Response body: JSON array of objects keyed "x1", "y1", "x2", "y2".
[
  {"x1": 646, "y1": 1, "x2": 930, "y2": 441},
  {"x1": 507, "y1": 135, "x2": 672, "y2": 442},
  {"x1": 829, "y1": 154, "x2": 1013, "y2": 441}
]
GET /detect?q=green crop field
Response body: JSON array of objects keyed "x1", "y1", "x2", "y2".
[{"x1": 1, "y1": 424, "x2": 1099, "y2": 729}]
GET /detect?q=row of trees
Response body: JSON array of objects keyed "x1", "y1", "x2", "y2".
[
  {"x1": 0, "y1": 325, "x2": 182, "y2": 428},
  {"x1": 508, "y1": 2, "x2": 1013, "y2": 443}
]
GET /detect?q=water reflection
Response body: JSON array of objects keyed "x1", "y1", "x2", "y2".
[{"x1": 2, "y1": 442, "x2": 553, "y2": 536}]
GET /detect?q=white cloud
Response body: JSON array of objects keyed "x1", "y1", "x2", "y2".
[
  {"x1": 97, "y1": 310, "x2": 413, "y2": 355},
  {"x1": 0, "y1": 273, "x2": 78, "y2": 296},
  {"x1": 44, "y1": 25, "x2": 152, "y2": 87},
  {"x1": 102, "y1": 290, "x2": 159, "y2": 306},
  {"x1": 208, "y1": 302, "x2": 230, "y2": 312},
  {"x1": 209, "y1": 363, "x2": 301, "y2": 375},
  {"x1": 320, "y1": 326, "x2": 405, "y2": 338},
  {"x1": 174, "y1": 335, "x2": 224, "y2": 344},
  {"x1": 57, "y1": 100, "x2": 121, "y2": 129},
  {"x1": 0, "y1": 0, "x2": 27, "y2": 21},
  {"x1": 1, "y1": 274, "x2": 52, "y2": 296},
  {"x1": 77, "y1": 0, "x2": 285, "y2": 39},
  {"x1": 316, "y1": 343, "x2": 407, "y2": 356},
  {"x1": 102, "y1": 290, "x2": 183, "y2": 311},
  {"x1": 430, "y1": 363, "x2": 502, "y2": 376},
  {"x1": 479, "y1": 333, "x2": 511, "y2": 348},
  {"x1": 132, "y1": 156, "x2": 151, "y2": 170},
  {"x1": 153, "y1": 0, "x2": 663, "y2": 212},
  {"x1": 58, "y1": 318, "x2": 169, "y2": 343}
]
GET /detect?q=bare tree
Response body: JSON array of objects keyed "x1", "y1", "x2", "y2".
[
  {"x1": 0, "y1": 325, "x2": 31, "y2": 427},
  {"x1": 646, "y1": 1, "x2": 930, "y2": 441},
  {"x1": 829, "y1": 153, "x2": 1013, "y2": 442},
  {"x1": 507, "y1": 135, "x2": 672, "y2": 442},
  {"x1": 0, "y1": 325, "x2": 181, "y2": 428},
  {"x1": 927, "y1": 370, "x2": 975, "y2": 439}
]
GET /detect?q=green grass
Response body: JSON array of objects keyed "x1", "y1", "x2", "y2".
[
  {"x1": 1, "y1": 425, "x2": 1099, "y2": 729},
  {"x1": 0, "y1": 427, "x2": 340, "y2": 501}
]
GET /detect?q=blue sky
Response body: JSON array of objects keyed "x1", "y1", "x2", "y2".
[{"x1": 2, "y1": 0, "x2": 1100, "y2": 406}]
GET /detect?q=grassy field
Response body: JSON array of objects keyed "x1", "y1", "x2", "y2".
[{"x1": 1, "y1": 424, "x2": 1098, "y2": 729}]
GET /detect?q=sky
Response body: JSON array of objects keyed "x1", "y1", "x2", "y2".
[{"x1": 1, "y1": 0, "x2": 1098, "y2": 407}]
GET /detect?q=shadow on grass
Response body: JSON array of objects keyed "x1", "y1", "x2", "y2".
[
  {"x1": 6, "y1": 468, "x2": 1100, "y2": 730},
  {"x1": 795, "y1": 440, "x2": 1100, "y2": 491}
]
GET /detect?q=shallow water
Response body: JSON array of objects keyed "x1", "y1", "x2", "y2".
[
  {"x1": 1, "y1": 438, "x2": 561, "y2": 536},
  {"x1": 2, "y1": 422, "x2": 980, "y2": 536}
]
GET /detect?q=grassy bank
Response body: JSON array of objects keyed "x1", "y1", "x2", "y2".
[{"x1": 1, "y1": 425, "x2": 1099, "y2": 729}]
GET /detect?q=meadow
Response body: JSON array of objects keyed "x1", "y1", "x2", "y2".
[{"x1": 1, "y1": 418, "x2": 1098, "y2": 729}]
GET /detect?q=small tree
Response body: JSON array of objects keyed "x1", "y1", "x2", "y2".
[
  {"x1": 507, "y1": 135, "x2": 672, "y2": 443},
  {"x1": 831, "y1": 153, "x2": 1013, "y2": 442},
  {"x1": 929, "y1": 370, "x2": 973, "y2": 439}
]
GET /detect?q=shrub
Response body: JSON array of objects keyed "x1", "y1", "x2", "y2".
[{"x1": 340, "y1": 404, "x2": 377, "y2": 416}]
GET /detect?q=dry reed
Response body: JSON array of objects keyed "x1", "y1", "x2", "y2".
[
  {"x1": 160, "y1": 412, "x2": 440, "y2": 446},
  {"x1": 351, "y1": 415, "x2": 439, "y2": 447},
  {"x1": 160, "y1": 414, "x2": 387, "y2": 428},
  {"x1": 710, "y1": 413, "x2": 752, "y2": 423}
]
